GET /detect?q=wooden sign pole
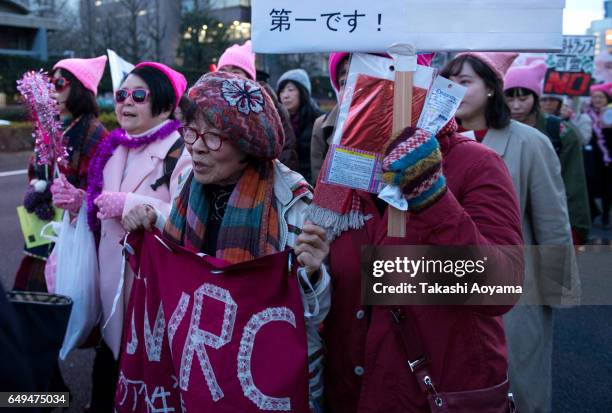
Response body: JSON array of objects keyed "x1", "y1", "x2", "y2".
[{"x1": 387, "y1": 44, "x2": 417, "y2": 237}]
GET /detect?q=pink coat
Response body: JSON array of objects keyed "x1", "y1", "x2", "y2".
[{"x1": 98, "y1": 129, "x2": 190, "y2": 357}]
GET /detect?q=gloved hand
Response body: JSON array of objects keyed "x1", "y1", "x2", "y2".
[
  {"x1": 382, "y1": 126, "x2": 447, "y2": 212},
  {"x1": 94, "y1": 191, "x2": 127, "y2": 220},
  {"x1": 50, "y1": 174, "x2": 85, "y2": 214}
]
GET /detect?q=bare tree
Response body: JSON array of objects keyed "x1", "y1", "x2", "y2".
[
  {"x1": 144, "y1": 0, "x2": 166, "y2": 62},
  {"x1": 118, "y1": 0, "x2": 147, "y2": 62}
]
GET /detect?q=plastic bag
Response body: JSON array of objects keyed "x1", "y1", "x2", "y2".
[
  {"x1": 53, "y1": 203, "x2": 100, "y2": 359},
  {"x1": 41, "y1": 220, "x2": 62, "y2": 293},
  {"x1": 321, "y1": 53, "x2": 434, "y2": 193}
]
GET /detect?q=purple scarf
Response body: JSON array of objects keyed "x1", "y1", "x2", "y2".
[
  {"x1": 86, "y1": 120, "x2": 180, "y2": 230},
  {"x1": 585, "y1": 105, "x2": 612, "y2": 166}
]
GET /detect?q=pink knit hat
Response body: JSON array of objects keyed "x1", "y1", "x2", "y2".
[
  {"x1": 53, "y1": 55, "x2": 107, "y2": 96},
  {"x1": 218, "y1": 40, "x2": 256, "y2": 81},
  {"x1": 328, "y1": 52, "x2": 437, "y2": 92},
  {"x1": 590, "y1": 82, "x2": 612, "y2": 97},
  {"x1": 456, "y1": 52, "x2": 519, "y2": 81},
  {"x1": 134, "y1": 62, "x2": 187, "y2": 109},
  {"x1": 503, "y1": 62, "x2": 548, "y2": 96}
]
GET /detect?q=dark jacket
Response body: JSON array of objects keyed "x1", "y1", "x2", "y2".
[
  {"x1": 535, "y1": 113, "x2": 591, "y2": 242},
  {"x1": 259, "y1": 82, "x2": 299, "y2": 171},
  {"x1": 310, "y1": 104, "x2": 339, "y2": 182}
]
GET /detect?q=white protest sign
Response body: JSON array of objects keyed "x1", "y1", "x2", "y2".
[
  {"x1": 107, "y1": 49, "x2": 134, "y2": 93},
  {"x1": 251, "y1": 0, "x2": 565, "y2": 53}
]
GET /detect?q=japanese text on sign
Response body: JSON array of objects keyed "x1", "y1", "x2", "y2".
[
  {"x1": 270, "y1": 9, "x2": 378, "y2": 33},
  {"x1": 546, "y1": 36, "x2": 596, "y2": 74},
  {"x1": 252, "y1": 0, "x2": 565, "y2": 53}
]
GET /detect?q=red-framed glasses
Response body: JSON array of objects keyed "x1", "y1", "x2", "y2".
[
  {"x1": 178, "y1": 126, "x2": 225, "y2": 151},
  {"x1": 115, "y1": 88, "x2": 150, "y2": 104}
]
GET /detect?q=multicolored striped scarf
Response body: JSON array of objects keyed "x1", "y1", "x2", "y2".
[{"x1": 163, "y1": 161, "x2": 280, "y2": 263}]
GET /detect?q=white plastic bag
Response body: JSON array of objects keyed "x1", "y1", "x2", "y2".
[
  {"x1": 41, "y1": 220, "x2": 62, "y2": 293},
  {"x1": 54, "y1": 203, "x2": 100, "y2": 359}
]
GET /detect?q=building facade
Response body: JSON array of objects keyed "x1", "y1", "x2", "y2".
[{"x1": 0, "y1": 0, "x2": 60, "y2": 61}]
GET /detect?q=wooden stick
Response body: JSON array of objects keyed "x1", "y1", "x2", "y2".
[{"x1": 387, "y1": 45, "x2": 416, "y2": 237}]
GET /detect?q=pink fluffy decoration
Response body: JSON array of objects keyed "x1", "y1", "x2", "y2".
[{"x1": 16, "y1": 70, "x2": 68, "y2": 167}]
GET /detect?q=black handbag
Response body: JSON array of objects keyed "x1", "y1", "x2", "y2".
[{"x1": 5, "y1": 291, "x2": 72, "y2": 392}]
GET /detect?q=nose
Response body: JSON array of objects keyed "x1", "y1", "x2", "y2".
[{"x1": 189, "y1": 136, "x2": 210, "y2": 155}]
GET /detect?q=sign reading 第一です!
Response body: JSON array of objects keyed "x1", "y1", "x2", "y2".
[{"x1": 251, "y1": 0, "x2": 565, "y2": 53}]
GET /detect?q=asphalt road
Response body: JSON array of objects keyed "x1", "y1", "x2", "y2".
[{"x1": 1, "y1": 151, "x2": 611, "y2": 411}]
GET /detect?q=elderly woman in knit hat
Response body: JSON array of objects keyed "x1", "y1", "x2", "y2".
[
  {"x1": 277, "y1": 68, "x2": 322, "y2": 183},
  {"x1": 123, "y1": 71, "x2": 331, "y2": 409}
]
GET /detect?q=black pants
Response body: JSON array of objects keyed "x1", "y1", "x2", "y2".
[{"x1": 88, "y1": 341, "x2": 119, "y2": 413}]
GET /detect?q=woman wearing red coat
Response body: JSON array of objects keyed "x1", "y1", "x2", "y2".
[{"x1": 306, "y1": 68, "x2": 524, "y2": 411}]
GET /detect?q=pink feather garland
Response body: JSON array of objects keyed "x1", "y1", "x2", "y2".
[{"x1": 16, "y1": 70, "x2": 68, "y2": 167}]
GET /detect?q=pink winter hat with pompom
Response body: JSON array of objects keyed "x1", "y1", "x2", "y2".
[
  {"x1": 134, "y1": 62, "x2": 187, "y2": 109},
  {"x1": 53, "y1": 55, "x2": 107, "y2": 96},
  {"x1": 503, "y1": 62, "x2": 548, "y2": 96},
  {"x1": 328, "y1": 52, "x2": 436, "y2": 92},
  {"x1": 218, "y1": 40, "x2": 256, "y2": 81},
  {"x1": 456, "y1": 52, "x2": 519, "y2": 81}
]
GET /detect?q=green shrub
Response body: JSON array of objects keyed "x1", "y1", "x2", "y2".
[{"x1": 98, "y1": 111, "x2": 119, "y2": 131}]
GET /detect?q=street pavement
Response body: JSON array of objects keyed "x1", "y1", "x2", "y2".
[{"x1": 1, "y1": 151, "x2": 611, "y2": 411}]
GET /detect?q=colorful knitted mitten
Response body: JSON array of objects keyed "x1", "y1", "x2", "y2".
[{"x1": 382, "y1": 127, "x2": 446, "y2": 212}]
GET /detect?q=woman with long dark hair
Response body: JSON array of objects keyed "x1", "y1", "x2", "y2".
[
  {"x1": 277, "y1": 69, "x2": 322, "y2": 183},
  {"x1": 441, "y1": 53, "x2": 577, "y2": 413},
  {"x1": 15, "y1": 56, "x2": 108, "y2": 291}
]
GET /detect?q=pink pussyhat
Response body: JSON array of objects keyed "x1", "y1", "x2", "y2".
[
  {"x1": 503, "y1": 62, "x2": 548, "y2": 96},
  {"x1": 456, "y1": 52, "x2": 519, "y2": 81},
  {"x1": 590, "y1": 82, "x2": 612, "y2": 97},
  {"x1": 134, "y1": 62, "x2": 187, "y2": 109},
  {"x1": 53, "y1": 55, "x2": 107, "y2": 96},
  {"x1": 217, "y1": 40, "x2": 256, "y2": 80},
  {"x1": 328, "y1": 52, "x2": 436, "y2": 92}
]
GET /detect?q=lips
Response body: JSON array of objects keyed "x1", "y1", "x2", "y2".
[{"x1": 192, "y1": 160, "x2": 211, "y2": 173}]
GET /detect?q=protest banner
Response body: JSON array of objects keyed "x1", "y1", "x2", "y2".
[
  {"x1": 116, "y1": 230, "x2": 309, "y2": 413},
  {"x1": 543, "y1": 35, "x2": 597, "y2": 97},
  {"x1": 252, "y1": 0, "x2": 564, "y2": 53}
]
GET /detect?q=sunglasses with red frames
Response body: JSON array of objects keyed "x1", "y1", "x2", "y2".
[
  {"x1": 115, "y1": 88, "x2": 150, "y2": 104},
  {"x1": 51, "y1": 77, "x2": 70, "y2": 92}
]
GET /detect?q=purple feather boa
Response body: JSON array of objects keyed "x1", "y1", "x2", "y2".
[{"x1": 86, "y1": 120, "x2": 180, "y2": 230}]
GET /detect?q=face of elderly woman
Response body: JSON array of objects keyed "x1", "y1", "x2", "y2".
[
  {"x1": 116, "y1": 74, "x2": 170, "y2": 135},
  {"x1": 185, "y1": 115, "x2": 248, "y2": 186}
]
